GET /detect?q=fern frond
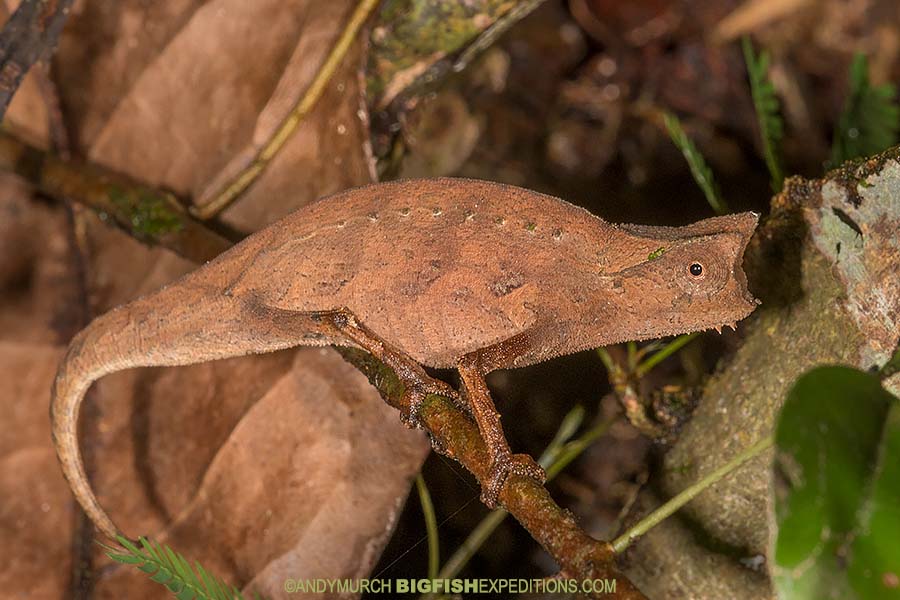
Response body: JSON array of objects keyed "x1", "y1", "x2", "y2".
[
  {"x1": 663, "y1": 112, "x2": 729, "y2": 215},
  {"x1": 831, "y1": 53, "x2": 900, "y2": 166},
  {"x1": 742, "y1": 37, "x2": 784, "y2": 192},
  {"x1": 105, "y1": 535, "x2": 258, "y2": 600}
]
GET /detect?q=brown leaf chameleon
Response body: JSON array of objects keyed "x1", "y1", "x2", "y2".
[{"x1": 51, "y1": 177, "x2": 759, "y2": 540}]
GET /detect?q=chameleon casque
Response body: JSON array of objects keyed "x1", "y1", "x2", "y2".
[{"x1": 51, "y1": 177, "x2": 759, "y2": 540}]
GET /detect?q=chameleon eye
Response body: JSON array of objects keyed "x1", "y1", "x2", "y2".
[{"x1": 689, "y1": 263, "x2": 703, "y2": 276}]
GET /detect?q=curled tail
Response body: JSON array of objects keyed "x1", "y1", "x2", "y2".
[
  {"x1": 50, "y1": 273, "x2": 311, "y2": 540},
  {"x1": 51, "y1": 305, "x2": 134, "y2": 540}
]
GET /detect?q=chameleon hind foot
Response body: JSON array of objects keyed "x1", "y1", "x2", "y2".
[{"x1": 312, "y1": 308, "x2": 461, "y2": 428}]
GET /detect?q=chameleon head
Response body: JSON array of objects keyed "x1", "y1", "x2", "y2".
[{"x1": 603, "y1": 211, "x2": 760, "y2": 340}]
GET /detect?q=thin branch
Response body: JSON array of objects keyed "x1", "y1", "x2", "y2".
[
  {"x1": 420, "y1": 406, "x2": 590, "y2": 598},
  {"x1": 34, "y1": 57, "x2": 98, "y2": 600},
  {"x1": 452, "y1": 0, "x2": 549, "y2": 73},
  {"x1": 0, "y1": 0, "x2": 75, "y2": 119},
  {"x1": 611, "y1": 434, "x2": 773, "y2": 553},
  {"x1": 338, "y1": 347, "x2": 648, "y2": 599},
  {"x1": 189, "y1": 0, "x2": 380, "y2": 220}
]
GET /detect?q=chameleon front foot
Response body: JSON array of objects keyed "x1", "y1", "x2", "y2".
[
  {"x1": 481, "y1": 452, "x2": 546, "y2": 507},
  {"x1": 457, "y1": 349, "x2": 548, "y2": 508}
]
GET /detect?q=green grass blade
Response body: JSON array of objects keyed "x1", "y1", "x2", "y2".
[
  {"x1": 176, "y1": 587, "x2": 199, "y2": 600},
  {"x1": 742, "y1": 37, "x2": 784, "y2": 191},
  {"x1": 663, "y1": 111, "x2": 729, "y2": 215},
  {"x1": 197, "y1": 562, "x2": 230, "y2": 600},
  {"x1": 140, "y1": 537, "x2": 161, "y2": 562},
  {"x1": 106, "y1": 552, "x2": 144, "y2": 565},
  {"x1": 415, "y1": 474, "x2": 440, "y2": 580}
]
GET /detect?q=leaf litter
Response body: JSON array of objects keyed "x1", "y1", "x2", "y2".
[{"x1": 0, "y1": 1, "x2": 427, "y2": 598}]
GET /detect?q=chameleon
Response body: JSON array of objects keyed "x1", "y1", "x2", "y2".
[{"x1": 50, "y1": 177, "x2": 759, "y2": 540}]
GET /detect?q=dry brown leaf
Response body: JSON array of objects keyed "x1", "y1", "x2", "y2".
[
  {"x1": 0, "y1": 1, "x2": 427, "y2": 598},
  {"x1": 0, "y1": 176, "x2": 84, "y2": 344},
  {"x1": 712, "y1": 0, "x2": 814, "y2": 42},
  {"x1": 0, "y1": 189, "x2": 79, "y2": 598},
  {"x1": 78, "y1": 0, "x2": 375, "y2": 232},
  {"x1": 96, "y1": 349, "x2": 426, "y2": 599}
]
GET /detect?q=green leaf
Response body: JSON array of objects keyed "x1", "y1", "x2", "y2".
[
  {"x1": 176, "y1": 586, "x2": 198, "y2": 600},
  {"x1": 847, "y1": 403, "x2": 900, "y2": 597},
  {"x1": 196, "y1": 562, "x2": 229, "y2": 600},
  {"x1": 106, "y1": 552, "x2": 143, "y2": 565},
  {"x1": 742, "y1": 37, "x2": 785, "y2": 192},
  {"x1": 831, "y1": 54, "x2": 900, "y2": 166},
  {"x1": 150, "y1": 566, "x2": 173, "y2": 584},
  {"x1": 663, "y1": 111, "x2": 729, "y2": 215},
  {"x1": 116, "y1": 535, "x2": 147, "y2": 558},
  {"x1": 772, "y1": 365, "x2": 900, "y2": 599},
  {"x1": 140, "y1": 536, "x2": 161, "y2": 562}
]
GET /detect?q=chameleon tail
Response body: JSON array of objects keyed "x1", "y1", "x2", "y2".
[
  {"x1": 49, "y1": 274, "x2": 307, "y2": 540},
  {"x1": 51, "y1": 304, "x2": 140, "y2": 541}
]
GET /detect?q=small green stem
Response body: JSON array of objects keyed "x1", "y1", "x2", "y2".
[
  {"x1": 626, "y1": 341, "x2": 638, "y2": 371},
  {"x1": 425, "y1": 508, "x2": 507, "y2": 600},
  {"x1": 635, "y1": 333, "x2": 699, "y2": 378},
  {"x1": 596, "y1": 347, "x2": 616, "y2": 373},
  {"x1": 545, "y1": 418, "x2": 614, "y2": 481},
  {"x1": 543, "y1": 405, "x2": 586, "y2": 458},
  {"x1": 416, "y1": 475, "x2": 440, "y2": 580},
  {"x1": 633, "y1": 340, "x2": 662, "y2": 364},
  {"x1": 611, "y1": 434, "x2": 773, "y2": 553}
]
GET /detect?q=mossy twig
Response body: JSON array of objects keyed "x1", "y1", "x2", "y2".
[{"x1": 0, "y1": 130, "x2": 231, "y2": 262}]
